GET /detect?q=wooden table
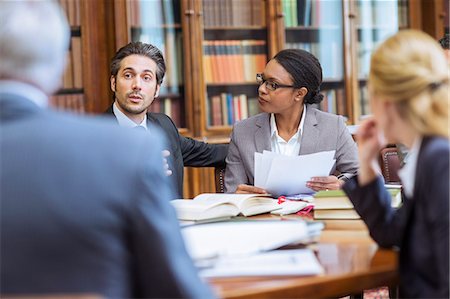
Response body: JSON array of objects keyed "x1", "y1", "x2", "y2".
[{"x1": 207, "y1": 217, "x2": 399, "y2": 299}]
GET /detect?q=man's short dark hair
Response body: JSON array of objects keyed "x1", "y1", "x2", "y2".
[
  {"x1": 110, "y1": 42, "x2": 166, "y2": 85},
  {"x1": 439, "y1": 34, "x2": 449, "y2": 50}
]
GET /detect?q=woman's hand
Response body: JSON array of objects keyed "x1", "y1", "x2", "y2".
[
  {"x1": 235, "y1": 184, "x2": 267, "y2": 194},
  {"x1": 356, "y1": 118, "x2": 384, "y2": 185},
  {"x1": 307, "y1": 176, "x2": 343, "y2": 191}
]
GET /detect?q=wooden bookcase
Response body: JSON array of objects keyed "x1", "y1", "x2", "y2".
[
  {"x1": 54, "y1": 0, "x2": 448, "y2": 198},
  {"x1": 52, "y1": 0, "x2": 114, "y2": 115}
]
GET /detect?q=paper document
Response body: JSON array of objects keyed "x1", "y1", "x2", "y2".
[
  {"x1": 199, "y1": 249, "x2": 324, "y2": 278},
  {"x1": 181, "y1": 220, "x2": 308, "y2": 261},
  {"x1": 255, "y1": 150, "x2": 336, "y2": 197}
]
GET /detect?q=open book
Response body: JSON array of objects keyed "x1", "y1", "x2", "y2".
[{"x1": 171, "y1": 193, "x2": 280, "y2": 222}]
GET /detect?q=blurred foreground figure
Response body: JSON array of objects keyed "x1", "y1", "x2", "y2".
[
  {"x1": 343, "y1": 30, "x2": 449, "y2": 298},
  {"x1": 0, "y1": 1, "x2": 212, "y2": 298}
]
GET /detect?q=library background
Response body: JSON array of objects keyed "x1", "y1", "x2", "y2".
[{"x1": 54, "y1": 0, "x2": 448, "y2": 198}]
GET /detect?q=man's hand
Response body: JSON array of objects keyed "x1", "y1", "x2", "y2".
[
  {"x1": 235, "y1": 184, "x2": 267, "y2": 194},
  {"x1": 162, "y1": 150, "x2": 172, "y2": 176},
  {"x1": 307, "y1": 175, "x2": 343, "y2": 191}
]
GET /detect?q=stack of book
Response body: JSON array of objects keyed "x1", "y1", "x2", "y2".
[{"x1": 313, "y1": 188, "x2": 401, "y2": 220}]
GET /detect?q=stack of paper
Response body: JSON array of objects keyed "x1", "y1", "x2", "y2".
[
  {"x1": 181, "y1": 220, "x2": 309, "y2": 261},
  {"x1": 199, "y1": 249, "x2": 324, "y2": 278},
  {"x1": 254, "y1": 150, "x2": 336, "y2": 197}
]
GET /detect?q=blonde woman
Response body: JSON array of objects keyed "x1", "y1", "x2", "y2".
[{"x1": 343, "y1": 30, "x2": 449, "y2": 297}]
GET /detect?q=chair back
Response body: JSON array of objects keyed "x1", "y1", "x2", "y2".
[
  {"x1": 379, "y1": 146, "x2": 401, "y2": 184},
  {"x1": 214, "y1": 166, "x2": 226, "y2": 193}
]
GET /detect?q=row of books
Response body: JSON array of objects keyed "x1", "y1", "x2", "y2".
[
  {"x1": 316, "y1": 89, "x2": 347, "y2": 117},
  {"x1": 57, "y1": 0, "x2": 82, "y2": 27},
  {"x1": 136, "y1": 31, "x2": 183, "y2": 94},
  {"x1": 62, "y1": 36, "x2": 83, "y2": 90},
  {"x1": 128, "y1": 0, "x2": 181, "y2": 27},
  {"x1": 207, "y1": 93, "x2": 259, "y2": 127},
  {"x1": 202, "y1": 0, "x2": 266, "y2": 28},
  {"x1": 397, "y1": 0, "x2": 409, "y2": 28},
  {"x1": 313, "y1": 188, "x2": 401, "y2": 220},
  {"x1": 49, "y1": 93, "x2": 85, "y2": 114},
  {"x1": 285, "y1": 42, "x2": 343, "y2": 80},
  {"x1": 358, "y1": 86, "x2": 370, "y2": 116},
  {"x1": 356, "y1": 0, "x2": 402, "y2": 29},
  {"x1": 147, "y1": 97, "x2": 183, "y2": 128},
  {"x1": 282, "y1": 0, "x2": 342, "y2": 28},
  {"x1": 203, "y1": 40, "x2": 267, "y2": 84}
]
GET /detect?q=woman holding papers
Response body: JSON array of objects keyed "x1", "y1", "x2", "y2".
[
  {"x1": 343, "y1": 30, "x2": 449, "y2": 297},
  {"x1": 224, "y1": 49, "x2": 358, "y2": 194}
]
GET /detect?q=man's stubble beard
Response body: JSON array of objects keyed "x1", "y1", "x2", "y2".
[{"x1": 114, "y1": 89, "x2": 157, "y2": 116}]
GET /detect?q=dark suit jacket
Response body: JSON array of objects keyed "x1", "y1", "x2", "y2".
[
  {"x1": 343, "y1": 136, "x2": 449, "y2": 298},
  {"x1": 1, "y1": 93, "x2": 213, "y2": 298},
  {"x1": 106, "y1": 106, "x2": 228, "y2": 197}
]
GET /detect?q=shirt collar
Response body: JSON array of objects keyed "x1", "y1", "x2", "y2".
[
  {"x1": 397, "y1": 136, "x2": 422, "y2": 198},
  {"x1": 0, "y1": 80, "x2": 48, "y2": 108},
  {"x1": 270, "y1": 104, "x2": 306, "y2": 141},
  {"x1": 113, "y1": 101, "x2": 148, "y2": 130}
]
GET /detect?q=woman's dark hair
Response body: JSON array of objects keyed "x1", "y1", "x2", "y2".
[
  {"x1": 439, "y1": 34, "x2": 449, "y2": 50},
  {"x1": 272, "y1": 49, "x2": 323, "y2": 104}
]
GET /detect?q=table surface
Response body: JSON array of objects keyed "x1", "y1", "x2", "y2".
[{"x1": 207, "y1": 215, "x2": 399, "y2": 299}]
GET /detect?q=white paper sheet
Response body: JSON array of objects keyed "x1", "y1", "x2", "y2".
[
  {"x1": 199, "y1": 249, "x2": 324, "y2": 278},
  {"x1": 181, "y1": 220, "x2": 308, "y2": 261},
  {"x1": 254, "y1": 150, "x2": 336, "y2": 197}
]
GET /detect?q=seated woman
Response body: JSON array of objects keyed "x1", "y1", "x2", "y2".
[
  {"x1": 343, "y1": 30, "x2": 449, "y2": 297},
  {"x1": 224, "y1": 49, "x2": 358, "y2": 193}
]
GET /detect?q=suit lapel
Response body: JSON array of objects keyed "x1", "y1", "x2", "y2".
[
  {"x1": 255, "y1": 113, "x2": 271, "y2": 153},
  {"x1": 299, "y1": 106, "x2": 319, "y2": 155}
]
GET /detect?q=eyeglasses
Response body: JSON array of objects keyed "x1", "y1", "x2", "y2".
[{"x1": 256, "y1": 73, "x2": 296, "y2": 91}]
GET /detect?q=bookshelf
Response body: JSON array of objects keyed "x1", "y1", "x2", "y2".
[
  {"x1": 420, "y1": 0, "x2": 448, "y2": 38},
  {"x1": 279, "y1": 0, "x2": 348, "y2": 120},
  {"x1": 193, "y1": 0, "x2": 276, "y2": 139},
  {"x1": 51, "y1": 0, "x2": 85, "y2": 113},
  {"x1": 51, "y1": 0, "x2": 113, "y2": 115},
  {"x1": 278, "y1": 0, "x2": 412, "y2": 123},
  {"x1": 55, "y1": 0, "x2": 444, "y2": 197},
  {"x1": 353, "y1": 0, "x2": 407, "y2": 119}
]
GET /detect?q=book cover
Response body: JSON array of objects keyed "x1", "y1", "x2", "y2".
[
  {"x1": 211, "y1": 95, "x2": 223, "y2": 126},
  {"x1": 314, "y1": 209, "x2": 360, "y2": 220},
  {"x1": 71, "y1": 36, "x2": 83, "y2": 89}
]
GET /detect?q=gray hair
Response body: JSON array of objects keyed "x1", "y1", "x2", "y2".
[{"x1": 0, "y1": 0, "x2": 70, "y2": 94}]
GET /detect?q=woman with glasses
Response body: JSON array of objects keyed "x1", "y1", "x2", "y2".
[
  {"x1": 343, "y1": 30, "x2": 449, "y2": 297},
  {"x1": 224, "y1": 49, "x2": 358, "y2": 194}
]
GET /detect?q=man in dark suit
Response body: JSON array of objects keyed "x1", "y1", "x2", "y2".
[
  {"x1": 0, "y1": 2, "x2": 212, "y2": 298},
  {"x1": 105, "y1": 42, "x2": 228, "y2": 197}
]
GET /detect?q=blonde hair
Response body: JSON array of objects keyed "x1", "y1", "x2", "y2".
[{"x1": 369, "y1": 30, "x2": 449, "y2": 138}]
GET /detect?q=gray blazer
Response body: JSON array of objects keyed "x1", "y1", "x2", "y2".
[
  {"x1": 224, "y1": 106, "x2": 358, "y2": 193},
  {"x1": 0, "y1": 93, "x2": 212, "y2": 298}
]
